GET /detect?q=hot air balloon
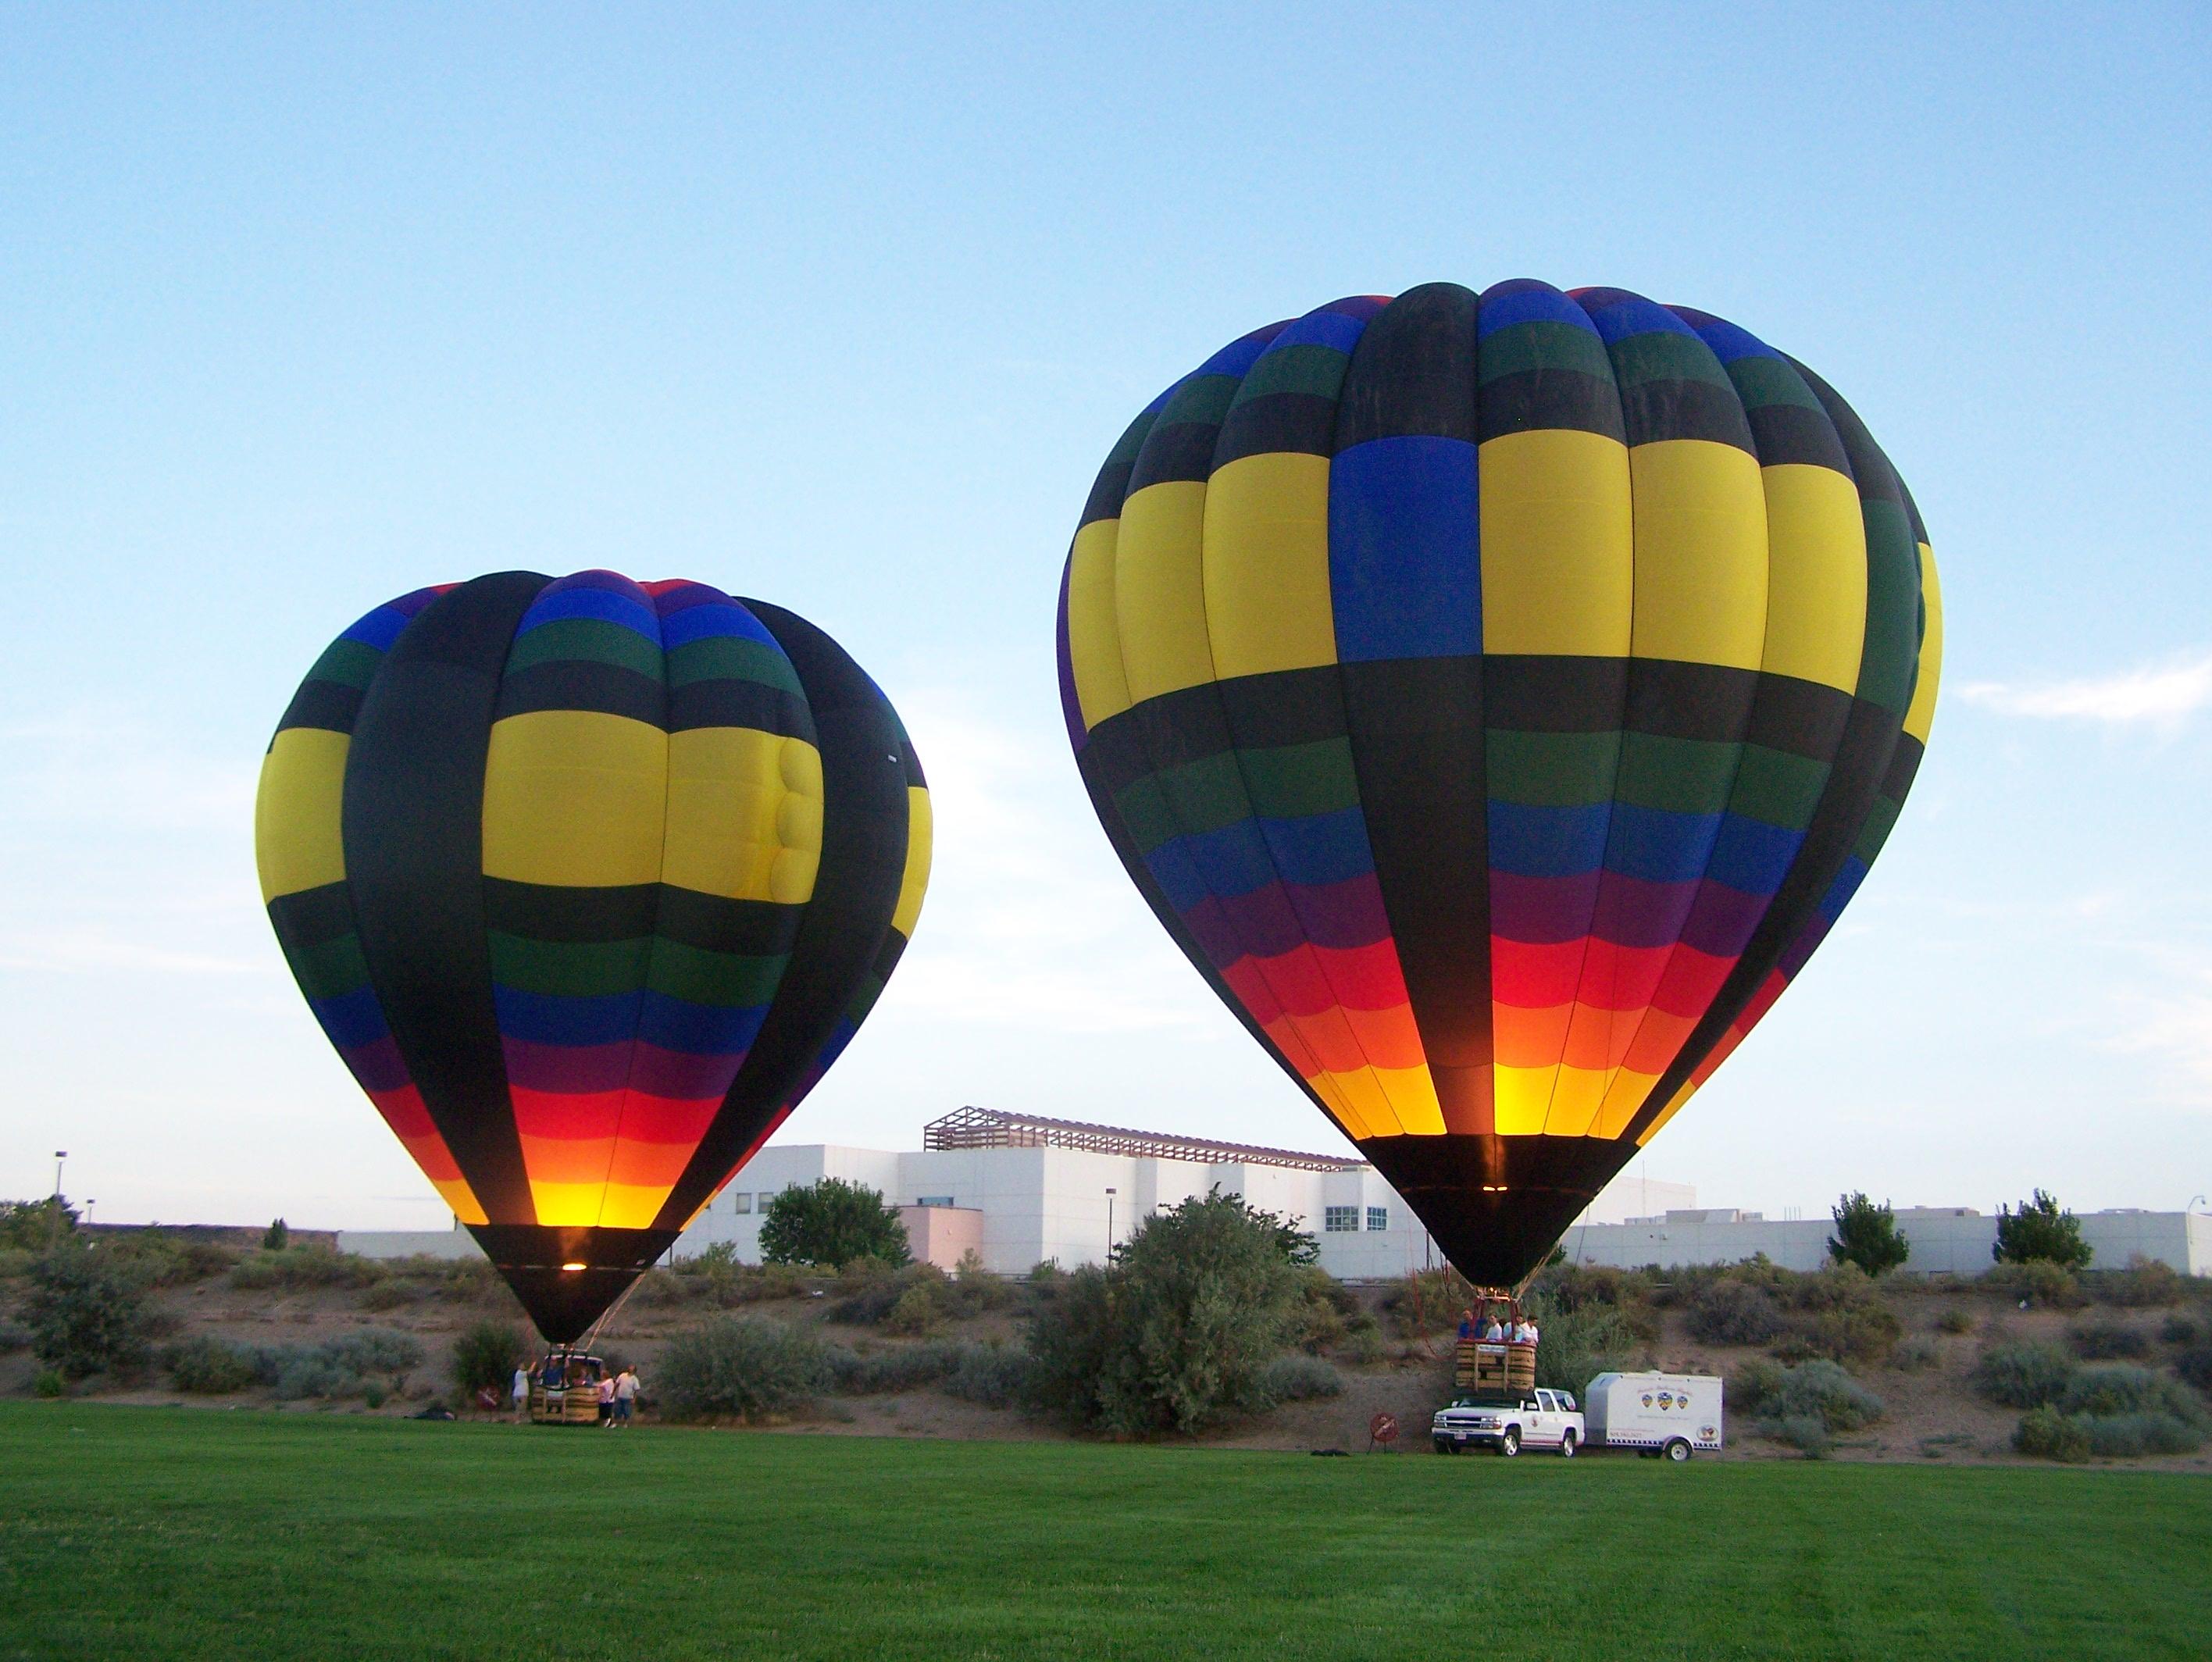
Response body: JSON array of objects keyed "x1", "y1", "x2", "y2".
[
  {"x1": 256, "y1": 571, "x2": 929, "y2": 1342},
  {"x1": 1057, "y1": 282, "x2": 1940, "y2": 1290}
]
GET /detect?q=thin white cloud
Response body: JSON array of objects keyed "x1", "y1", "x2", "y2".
[{"x1": 1960, "y1": 653, "x2": 2212, "y2": 726}]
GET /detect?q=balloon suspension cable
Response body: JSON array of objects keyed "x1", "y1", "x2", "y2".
[{"x1": 576, "y1": 1269, "x2": 651, "y2": 1357}]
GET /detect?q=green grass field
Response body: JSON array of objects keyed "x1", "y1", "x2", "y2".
[{"x1": 2, "y1": 1405, "x2": 2206, "y2": 1660}]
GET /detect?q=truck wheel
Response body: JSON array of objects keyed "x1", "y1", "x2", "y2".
[
  {"x1": 1497, "y1": 1428, "x2": 1520, "y2": 1457},
  {"x1": 1664, "y1": 1438, "x2": 1692, "y2": 1463},
  {"x1": 1558, "y1": 1431, "x2": 1576, "y2": 1458},
  {"x1": 1433, "y1": 1439, "x2": 1454, "y2": 1455}
]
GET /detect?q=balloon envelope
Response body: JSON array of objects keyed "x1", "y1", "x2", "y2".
[
  {"x1": 257, "y1": 571, "x2": 929, "y2": 1339},
  {"x1": 1057, "y1": 282, "x2": 1940, "y2": 1286}
]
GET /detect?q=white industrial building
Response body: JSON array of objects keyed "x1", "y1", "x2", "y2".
[
  {"x1": 334, "y1": 1104, "x2": 2212, "y2": 1279},
  {"x1": 1561, "y1": 1204, "x2": 2212, "y2": 1276},
  {"x1": 339, "y1": 1106, "x2": 1693, "y2": 1276}
]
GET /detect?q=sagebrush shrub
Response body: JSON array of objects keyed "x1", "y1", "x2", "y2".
[
  {"x1": 2014, "y1": 1406, "x2": 2090, "y2": 1462},
  {"x1": 1935, "y1": 1308, "x2": 1975, "y2": 1336},
  {"x1": 1258, "y1": 1353, "x2": 1344, "y2": 1403},
  {"x1": 1971, "y1": 1340, "x2": 2075, "y2": 1408},
  {"x1": 1889, "y1": 1336, "x2": 1939, "y2": 1372},
  {"x1": 657, "y1": 1318, "x2": 827, "y2": 1420},
  {"x1": 2159, "y1": 1313, "x2": 2200, "y2": 1347},
  {"x1": 20, "y1": 1246, "x2": 152, "y2": 1379},
  {"x1": 1755, "y1": 1359, "x2": 1885, "y2": 1431},
  {"x1": 228, "y1": 1246, "x2": 383, "y2": 1292},
  {"x1": 944, "y1": 1343, "x2": 1034, "y2": 1408},
  {"x1": 2082, "y1": 1411, "x2": 2203, "y2": 1457},
  {"x1": 1686, "y1": 1279, "x2": 1785, "y2": 1346},
  {"x1": 2173, "y1": 1345, "x2": 2212, "y2": 1394},
  {"x1": 161, "y1": 1336, "x2": 259, "y2": 1394},
  {"x1": 2069, "y1": 1323, "x2": 2150, "y2": 1361},
  {"x1": 2060, "y1": 1364, "x2": 2207, "y2": 1424},
  {"x1": 1762, "y1": 1414, "x2": 1832, "y2": 1458}
]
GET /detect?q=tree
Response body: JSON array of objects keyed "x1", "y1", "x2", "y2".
[
  {"x1": 1026, "y1": 1189, "x2": 1304, "y2": 1437},
  {"x1": 1828, "y1": 1193, "x2": 1911, "y2": 1277},
  {"x1": 21, "y1": 1245, "x2": 151, "y2": 1379},
  {"x1": 450, "y1": 1318, "x2": 529, "y2": 1398},
  {"x1": 1994, "y1": 1189, "x2": 2092, "y2": 1269},
  {"x1": 262, "y1": 1217, "x2": 291, "y2": 1251},
  {"x1": 758, "y1": 1179, "x2": 911, "y2": 1270}
]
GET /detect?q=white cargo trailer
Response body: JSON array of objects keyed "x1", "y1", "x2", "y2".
[{"x1": 1582, "y1": 1371, "x2": 1724, "y2": 1461}]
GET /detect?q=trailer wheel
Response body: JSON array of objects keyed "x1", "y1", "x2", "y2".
[
  {"x1": 1497, "y1": 1428, "x2": 1520, "y2": 1457},
  {"x1": 1664, "y1": 1438, "x2": 1692, "y2": 1463},
  {"x1": 1558, "y1": 1430, "x2": 1576, "y2": 1458}
]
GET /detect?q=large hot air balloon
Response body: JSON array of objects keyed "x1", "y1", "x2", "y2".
[
  {"x1": 256, "y1": 571, "x2": 929, "y2": 1341},
  {"x1": 1057, "y1": 282, "x2": 1940, "y2": 1289}
]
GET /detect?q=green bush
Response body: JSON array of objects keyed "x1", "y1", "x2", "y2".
[
  {"x1": 2058, "y1": 1364, "x2": 2207, "y2": 1423},
  {"x1": 20, "y1": 1246, "x2": 152, "y2": 1379},
  {"x1": 1985, "y1": 1261, "x2": 2085, "y2": 1309},
  {"x1": 0, "y1": 1198, "x2": 77, "y2": 1250},
  {"x1": 1993, "y1": 1190, "x2": 2092, "y2": 1269},
  {"x1": 2173, "y1": 1346, "x2": 2212, "y2": 1394},
  {"x1": 2082, "y1": 1411, "x2": 2203, "y2": 1457},
  {"x1": 1971, "y1": 1340, "x2": 2076, "y2": 1408},
  {"x1": 657, "y1": 1317, "x2": 827, "y2": 1421},
  {"x1": 1725, "y1": 1358, "x2": 1784, "y2": 1418},
  {"x1": 2070, "y1": 1322, "x2": 2150, "y2": 1361},
  {"x1": 2015, "y1": 1406, "x2": 2090, "y2": 1463},
  {"x1": 1379, "y1": 1267, "x2": 1478, "y2": 1338},
  {"x1": 228, "y1": 1246, "x2": 384, "y2": 1291},
  {"x1": 2160, "y1": 1313, "x2": 2200, "y2": 1346},
  {"x1": 1026, "y1": 1191, "x2": 1304, "y2": 1437},
  {"x1": 1258, "y1": 1353, "x2": 1344, "y2": 1403},
  {"x1": 1762, "y1": 1414, "x2": 1832, "y2": 1457},
  {"x1": 32, "y1": 1368, "x2": 65, "y2": 1398},
  {"x1": 1828, "y1": 1193, "x2": 1910, "y2": 1277},
  {"x1": 945, "y1": 1343, "x2": 1034, "y2": 1408},
  {"x1": 828, "y1": 1339, "x2": 962, "y2": 1393},
  {"x1": 881, "y1": 1282, "x2": 944, "y2": 1336},
  {"x1": 262, "y1": 1218, "x2": 291, "y2": 1251},
  {"x1": 675, "y1": 1243, "x2": 813, "y2": 1307},
  {"x1": 96, "y1": 1232, "x2": 238, "y2": 1289},
  {"x1": 1936, "y1": 1308, "x2": 1975, "y2": 1336},
  {"x1": 833, "y1": 1261, "x2": 949, "y2": 1326},
  {"x1": 1889, "y1": 1336, "x2": 1939, "y2": 1372},
  {"x1": 1772, "y1": 1301, "x2": 1901, "y2": 1368},
  {"x1": 1524, "y1": 1293, "x2": 1638, "y2": 1391},
  {"x1": 1686, "y1": 1279, "x2": 1786, "y2": 1346},
  {"x1": 759, "y1": 1179, "x2": 911, "y2": 1270},
  {"x1": 160, "y1": 1336, "x2": 259, "y2": 1393},
  {"x1": 451, "y1": 1319, "x2": 528, "y2": 1398},
  {"x1": 2085, "y1": 1254, "x2": 2182, "y2": 1308},
  {"x1": 1746, "y1": 1359, "x2": 1884, "y2": 1431}
]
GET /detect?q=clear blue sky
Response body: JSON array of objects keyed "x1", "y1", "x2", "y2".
[{"x1": 3, "y1": 4, "x2": 2207, "y2": 1229}]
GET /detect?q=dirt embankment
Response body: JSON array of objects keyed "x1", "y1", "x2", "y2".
[{"x1": 9, "y1": 1256, "x2": 2210, "y2": 1471}]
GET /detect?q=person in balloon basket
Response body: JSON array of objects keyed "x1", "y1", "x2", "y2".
[{"x1": 613, "y1": 1365, "x2": 640, "y2": 1427}]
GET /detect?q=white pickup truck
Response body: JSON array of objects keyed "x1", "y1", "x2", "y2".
[{"x1": 1431, "y1": 1386, "x2": 1585, "y2": 1457}]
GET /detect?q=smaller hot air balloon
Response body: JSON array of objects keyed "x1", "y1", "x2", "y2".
[{"x1": 256, "y1": 571, "x2": 929, "y2": 1343}]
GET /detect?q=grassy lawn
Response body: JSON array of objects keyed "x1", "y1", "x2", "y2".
[{"x1": 2, "y1": 1404, "x2": 2207, "y2": 1660}]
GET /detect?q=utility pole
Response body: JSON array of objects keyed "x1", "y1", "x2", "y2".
[{"x1": 1104, "y1": 1187, "x2": 1116, "y2": 1262}]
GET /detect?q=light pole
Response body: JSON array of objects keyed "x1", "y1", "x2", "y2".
[
  {"x1": 1104, "y1": 1188, "x2": 1117, "y2": 1261},
  {"x1": 53, "y1": 1150, "x2": 67, "y2": 1200},
  {"x1": 84, "y1": 1200, "x2": 96, "y2": 1225}
]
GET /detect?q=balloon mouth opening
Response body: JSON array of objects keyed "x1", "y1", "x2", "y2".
[
  {"x1": 1480, "y1": 1185, "x2": 1508, "y2": 1193},
  {"x1": 559, "y1": 1262, "x2": 587, "y2": 1272}
]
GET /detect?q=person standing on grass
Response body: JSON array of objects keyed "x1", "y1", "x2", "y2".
[
  {"x1": 597, "y1": 1368, "x2": 616, "y2": 1427},
  {"x1": 614, "y1": 1364, "x2": 640, "y2": 1427},
  {"x1": 511, "y1": 1365, "x2": 530, "y2": 1423}
]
